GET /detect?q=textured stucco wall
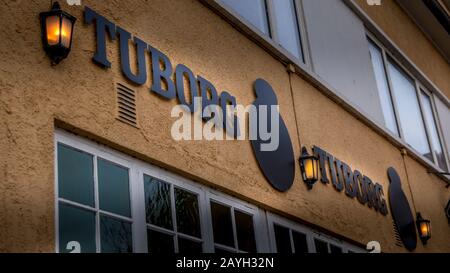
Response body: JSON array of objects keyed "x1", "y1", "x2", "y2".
[{"x1": 0, "y1": 0, "x2": 449, "y2": 252}]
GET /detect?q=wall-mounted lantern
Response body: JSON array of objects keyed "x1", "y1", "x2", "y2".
[
  {"x1": 40, "y1": 1, "x2": 76, "y2": 64},
  {"x1": 416, "y1": 213, "x2": 431, "y2": 245},
  {"x1": 299, "y1": 147, "x2": 319, "y2": 190}
]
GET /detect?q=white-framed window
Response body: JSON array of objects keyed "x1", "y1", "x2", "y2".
[
  {"x1": 55, "y1": 129, "x2": 363, "y2": 253},
  {"x1": 368, "y1": 39, "x2": 399, "y2": 136},
  {"x1": 55, "y1": 132, "x2": 136, "y2": 253},
  {"x1": 54, "y1": 129, "x2": 268, "y2": 253},
  {"x1": 418, "y1": 88, "x2": 449, "y2": 172},
  {"x1": 206, "y1": 191, "x2": 265, "y2": 253},
  {"x1": 139, "y1": 167, "x2": 207, "y2": 253},
  {"x1": 218, "y1": 0, "x2": 307, "y2": 64},
  {"x1": 367, "y1": 35, "x2": 450, "y2": 173},
  {"x1": 267, "y1": 213, "x2": 364, "y2": 253}
]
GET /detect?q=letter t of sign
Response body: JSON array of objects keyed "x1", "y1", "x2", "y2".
[{"x1": 84, "y1": 7, "x2": 116, "y2": 68}]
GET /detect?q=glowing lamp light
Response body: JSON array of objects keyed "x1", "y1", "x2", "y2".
[
  {"x1": 299, "y1": 147, "x2": 319, "y2": 190},
  {"x1": 416, "y1": 213, "x2": 431, "y2": 245},
  {"x1": 40, "y1": 2, "x2": 76, "y2": 64}
]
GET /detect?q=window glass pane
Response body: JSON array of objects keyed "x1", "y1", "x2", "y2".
[
  {"x1": 292, "y1": 231, "x2": 308, "y2": 253},
  {"x1": 434, "y1": 96, "x2": 450, "y2": 171},
  {"x1": 368, "y1": 41, "x2": 399, "y2": 136},
  {"x1": 210, "y1": 201, "x2": 234, "y2": 247},
  {"x1": 387, "y1": 61, "x2": 432, "y2": 160},
  {"x1": 420, "y1": 92, "x2": 448, "y2": 171},
  {"x1": 147, "y1": 229, "x2": 174, "y2": 253},
  {"x1": 273, "y1": 224, "x2": 292, "y2": 253},
  {"x1": 272, "y1": 0, "x2": 303, "y2": 61},
  {"x1": 144, "y1": 175, "x2": 173, "y2": 230},
  {"x1": 314, "y1": 239, "x2": 329, "y2": 253},
  {"x1": 59, "y1": 203, "x2": 96, "y2": 253},
  {"x1": 58, "y1": 144, "x2": 94, "y2": 206},
  {"x1": 220, "y1": 0, "x2": 270, "y2": 35},
  {"x1": 330, "y1": 244, "x2": 343, "y2": 253},
  {"x1": 100, "y1": 215, "x2": 133, "y2": 253},
  {"x1": 98, "y1": 159, "x2": 131, "y2": 217},
  {"x1": 178, "y1": 237, "x2": 203, "y2": 253},
  {"x1": 175, "y1": 188, "x2": 201, "y2": 238},
  {"x1": 234, "y1": 210, "x2": 256, "y2": 252}
]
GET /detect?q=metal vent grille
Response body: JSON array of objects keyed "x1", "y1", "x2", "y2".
[{"x1": 116, "y1": 83, "x2": 138, "y2": 127}]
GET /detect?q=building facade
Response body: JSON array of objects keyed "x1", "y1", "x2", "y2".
[{"x1": 0, "y1": 0, "x2": 449, "y2": 253}]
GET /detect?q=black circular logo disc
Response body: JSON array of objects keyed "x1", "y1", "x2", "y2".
[{"x1": 250, "y1": 79, "x2": 295, "y2": 192}]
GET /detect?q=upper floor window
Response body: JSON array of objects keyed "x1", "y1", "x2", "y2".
[
  {"x1": 368, "y1": 41, "x2": 399, "y2": 136},
  {"x1": 367, "y1": 36, "x2": 449, "y2": 172},
  {"x1": 219, "y1": 0, "x2": 305, "y2": 62},
  {"x1": 270, "y1": 0, "x2": 304, "y2": 61},
  {"x1": 387, "y1": 59, "x2": 432, "y2": 160},
  {"x1": 419, "y1": 91, "x2": 448, "y2": 172},
  {"x1": 219, "y1": 0, "x2": 270, "y2": 35}
]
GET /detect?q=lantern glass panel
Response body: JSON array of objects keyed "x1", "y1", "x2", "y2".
[
  {"x1": 420, "y1": 222, "x2": 430, "y2": 237},
  {"x1": 61, "y1": 16, "x2": 73, "y2": 48},
  {"x1": 46, "y1": 15, "x2": 60, "y2": 45},
  {"x1": 304, "y1": 158, "x2": 315, "y2": 180}
]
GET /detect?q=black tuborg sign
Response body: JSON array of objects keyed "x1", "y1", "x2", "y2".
[
  {"x1": 313, "y1": 146, "x2": 388, "y2": 215},
  {"x1": 84, "y1": 6, "x2": 296, "y2": 193},
  {"x1": 83, "y1": 6, "x2": 417, "y2": 251}
]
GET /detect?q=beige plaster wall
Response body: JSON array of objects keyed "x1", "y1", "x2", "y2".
[{"x1": 0, "y1": 0, "x2": 448, "y2": 252}]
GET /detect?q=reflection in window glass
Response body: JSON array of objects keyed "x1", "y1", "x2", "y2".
[
  {"x1": 98, "y1": 159, "x2": 131, "y2": 217},
  {"x1": 220, "y1": 0, "x2": 270, "y2": 35},
  {"x1": 144, "y1": 175, "x2": 173, "y2": 229},
  {"x1": 387, "y1": 61, "x2": 432, "y2": 160},
  {"x1": 272, "y1": 0, "x2": 303, "y2": 61},
  {"x1": 234, "y1": 210, "x2": 256, "y2": 252},
  {"x1": 58, "y1": 144, "x2": 94, "y2": 206},
  {"x1": 420, "y1": 92, "x2": 448, "y2": 171},
  {"x1": 330, "y1": 244, "x2": 343, "y2": 253},
  {"x1": 292, "y1": 231, "x2": 308, "y2": 253},
  {"x1": 210, "y1": 202, "x2": 234, "y2": 247},
  {"x1": 314, "y1": 239, "x2": 329, "y2": 253},
  {"x1": 175, "y1": 188, "x2": 201, "y2": 238},
  {"x1": 59, "y1": 203, "x2": 96, "y2": 253},
  {"x1": 178, "y1": 237, "x2": 203, "y2": 253},
  {"x1": 274, "y1": 224, "x2": 292, "y2": 253},
  {"x1": 147, "y1": 229, "x2": 174, "y2": 253},
  {"x1": 143, "y1": 176, "x2": 205, "y2": 253},
  {"x1": 100, "y1": 215, "x2": 132, "y2": 253},
  {"x1": 368, "y1": 41, "x2": 399, "y2": 136}
]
